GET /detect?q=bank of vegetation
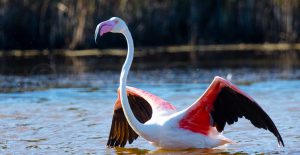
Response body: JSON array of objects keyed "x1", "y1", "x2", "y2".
[{"x1": 1, "y1": 0, "x2": 299, "y2": 50}]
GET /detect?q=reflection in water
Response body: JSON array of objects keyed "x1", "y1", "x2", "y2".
[
  {"x1": 0, "y1": 69, "x2": 299, "y2": 154},
  {"x1": 1, "y1": 68, "x2": 300, "y2": 93},
  {"x1": 113, "y1": 147, "x2": 240, "y2": 155},
  {"x1": 113, "y1": 147, "x2": 150, "y2": 154}
]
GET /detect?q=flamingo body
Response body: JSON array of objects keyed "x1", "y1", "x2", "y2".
[
  {"x1": 95, "y1": 17, "x2": 284, "y2": 149},
  {"x1": 111, "y1": 85, "x2": 229, "y2": 149}
]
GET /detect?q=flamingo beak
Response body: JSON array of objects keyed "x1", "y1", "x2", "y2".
[{"x1": 95, "y1": 20, "x2": 115, "y2": 43}]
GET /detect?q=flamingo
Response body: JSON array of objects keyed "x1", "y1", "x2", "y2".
[{"x1": 95, "y1": 17, "x2": 284, "y2": 149}]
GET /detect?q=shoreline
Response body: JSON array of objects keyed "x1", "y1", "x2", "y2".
[
  {"x1": 1, "y1": 43, "x2": 300, "y2": 74},
  {"x1": 2, "y1": 43, "x2": 300, "y2": 57}
]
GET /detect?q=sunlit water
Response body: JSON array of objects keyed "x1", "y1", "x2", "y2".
[{"x1": 0, "y1": 68, "x2": 299, "y2": 154}]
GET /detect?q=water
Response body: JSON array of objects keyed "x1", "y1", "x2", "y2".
[{"x1": 0, "y1": 68, "x2": 299, "y2": 154}]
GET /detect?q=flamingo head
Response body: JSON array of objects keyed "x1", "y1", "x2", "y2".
[{"x1": 95, "y1": 17, "x2": 127, "y2": 43}]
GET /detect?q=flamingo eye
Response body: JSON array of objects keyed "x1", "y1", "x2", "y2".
[{"x1": 114, "y1": 20, "x2": 119, "y2": 24}]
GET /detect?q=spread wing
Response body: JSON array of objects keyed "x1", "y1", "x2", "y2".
[
  {"x1": 107, "y1": 86, "x2": 176, "y2": 147},
  {"x1": 106, "y1": 90, "x2": 152, "y2": 147},
  {"x1": 179, "y1": 76, "x2": 284, "y2": 146}
]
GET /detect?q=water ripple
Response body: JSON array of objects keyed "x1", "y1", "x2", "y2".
[{"x1": 0, "y1": 68, "x2": 299, "y2": 154}]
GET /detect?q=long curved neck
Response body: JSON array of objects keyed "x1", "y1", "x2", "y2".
[{"x1": 119, "y1": 28, "x2": 145, "y2": 135}]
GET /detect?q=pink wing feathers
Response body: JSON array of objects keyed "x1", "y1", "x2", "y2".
[
  {"x1": 107, "y1": 86, "x2": 176, "y2": 147},
  {"x1": 178, "y1": 76, "x2": 284, "y2": 146},
  {"x1": 126, "y1": 86, "x2": 176, "y2": 114}
]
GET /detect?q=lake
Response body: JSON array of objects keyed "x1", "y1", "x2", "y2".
[{"x1": 0, "y1": 68, "x2": 299, "y2": 154}]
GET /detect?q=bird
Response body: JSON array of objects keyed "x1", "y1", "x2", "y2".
[{"x1": 95, "y1": 17, "x2": 284, "y2": 149}]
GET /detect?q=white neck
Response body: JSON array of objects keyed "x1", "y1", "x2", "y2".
[{"x1": 119, "y1": 28, "x2": 145, "y2": 135}]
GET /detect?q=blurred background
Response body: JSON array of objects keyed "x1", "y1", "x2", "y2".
[
  {"x1": 1, "y1": 0, "x2": 300, "y2": 49},
  {"x1": 0, "y1": 0, "x2": 300, "y2": 74}
]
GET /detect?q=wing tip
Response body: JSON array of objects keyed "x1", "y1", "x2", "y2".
[
  {"x1": 277, "y1": 135, "x2": 285, "y2": 147},
  {"x1": 106, "y1": 142, "x2": 127, "y2": 148}
]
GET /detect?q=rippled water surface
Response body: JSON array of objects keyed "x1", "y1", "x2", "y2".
[{"x1": 0, "y1": 68, "x2": 299, "y2": 154}]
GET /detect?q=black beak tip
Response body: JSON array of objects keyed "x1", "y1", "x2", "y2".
[
  {"x1": 94, "y1": 24, "x2": 100, "y2": 44},
  {"x1": 94, "y1": 33, "x2": 99, "y2": 44},
  {"x1": 95, "y1": 36, "x2": 98, "y2": 44}
]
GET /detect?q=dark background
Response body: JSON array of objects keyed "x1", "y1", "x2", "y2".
[{"x1": 1, "y1": 0, "x2": 299, "y2": 50}]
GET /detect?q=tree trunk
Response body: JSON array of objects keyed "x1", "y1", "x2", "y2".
[
  {"x1": 189, "y1": 0, "x2": 199, "y2": 66},
  {"x1": 69, "y1": 0, "x2": 87, "y2": 49}
]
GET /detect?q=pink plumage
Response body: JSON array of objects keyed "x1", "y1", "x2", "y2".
[{"x1": 95, "y1": 17, "x2": 284, "y2": 149}]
